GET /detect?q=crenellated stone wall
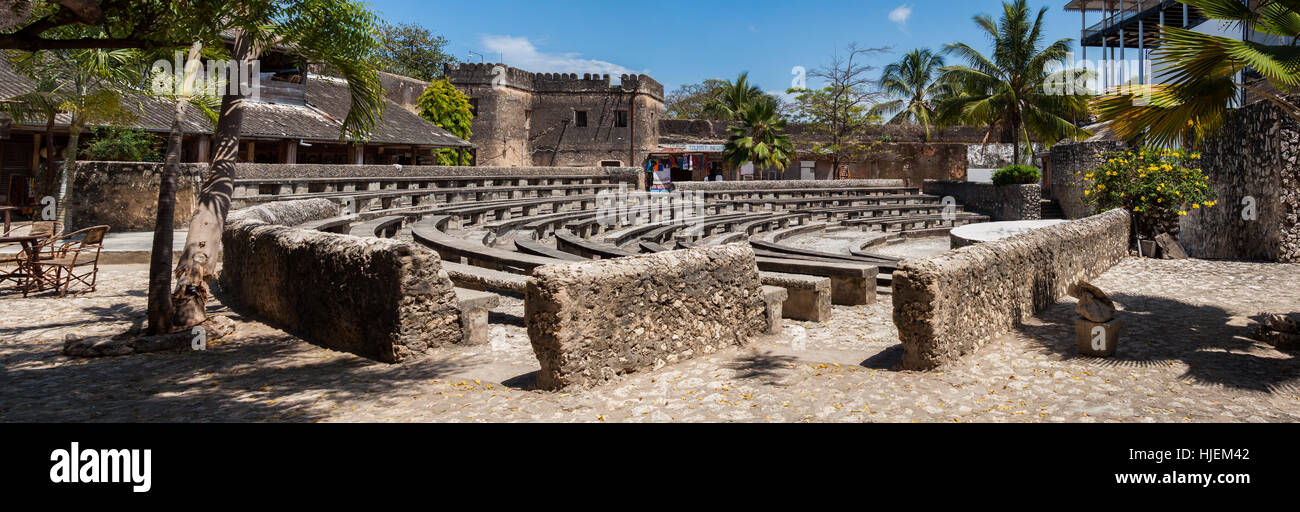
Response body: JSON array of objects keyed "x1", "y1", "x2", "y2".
[
  {"x1": 525, "y1": 244, "x2": 768, "y2": 389},
  {"x1": 1181, "y1": 96, "x2": 1300, "y2": 262},
  {"x1": 922, "y1": 180, "x2": 1041, "y2": 221},
  {"x1": 220, "y1": 199, "x2": 465, "y2": 363},
  {"x1": 892, "y1": 208, "x2": 1131, "y2": 370}
]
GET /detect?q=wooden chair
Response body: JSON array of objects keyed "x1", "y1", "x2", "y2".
[
  {"x1": 1, "y1": 221, "x2": 61, "y2": 292},
  {"x1": 31, "y1": 225, "x2": 109, "y2": 297}
]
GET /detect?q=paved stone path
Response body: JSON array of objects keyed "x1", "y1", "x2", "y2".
[{"x1": 1, "y1": 258, "x2": 1297, "y2": 422}]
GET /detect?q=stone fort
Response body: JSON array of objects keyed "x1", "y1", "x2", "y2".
[{"x1": 445, "y1": 63, "x2": 664, "y2": 168}]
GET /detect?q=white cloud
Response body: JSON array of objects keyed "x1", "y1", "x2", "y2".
[
  {"x1": 479, "y1": 34, "x2": 635, "y2": 76},
  {"x1": 889, "y1": 4, "x2": 912, "y2": 28}
]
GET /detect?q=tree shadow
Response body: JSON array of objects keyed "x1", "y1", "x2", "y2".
[
  {"x1": 1016, "y1": 292, "x2": 1300, "y2": 394},
  {"x1": 0, "y1": 333, "x2": 484, "y2": 422},
  {"x1": 725, "y1": 349, "x2": 798, "y2": 385}
]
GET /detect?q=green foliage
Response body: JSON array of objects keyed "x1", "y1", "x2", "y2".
[
  {"x1": 415, "y1": 78, "x2": 473, "y2": 165},
  {"x1": 81, "y1": 126, "x2": 163, "y2": 162},
  {"x1": 1080, "y1": 146, "x2": 1217, "y2": 218},
  {"x1": 664, "y1": 78, "x2": 731, "y2": 119},
  {"x1": 991, "y1": 164, "x2": 1040, "y2": 186},
  {"x1": 787, "y1": 86, "x2": 885, "y2": 166},
  {"x1": 870, "y1": 48, "x2": 957, "y2": 139},
  {"x1": 375, "y1": 21, "x2": 456, "y2": 81},
  {"x1": 937, "y1": 0, "x2": 1091, "y2": 162},
  {"x1": 1094, "y1": 0, "x2": 1300, "y2": 147},
  {"x1": 724, "y1": 99, "x2": 795, "y2": 174}
]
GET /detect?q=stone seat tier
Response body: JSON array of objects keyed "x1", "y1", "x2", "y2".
[
  {"x1": 410, "y1": 215, "x2": 566, "y2": 273},
  {"x1": 347, "y1": 215, "x2": 406, "y2": 238}
]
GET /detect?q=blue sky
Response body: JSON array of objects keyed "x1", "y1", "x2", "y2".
[{"x1": 367, "y1": 0, "x2": 1087, "y2": 95}]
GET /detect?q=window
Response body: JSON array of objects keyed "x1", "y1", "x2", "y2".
[
  {"x1": 614, "y1": 110, "x2": 628, "y2": 128},
  {"x1": 468, "y1": 98, "x2": 479, "y2": 118},
  {"x1": 525, "y1": 110, "x2": 532, "y2": 131},
  {"x1": 600, "y1": 160, "x2": 622, "y2": 167},
  {"x1": 574, "y1": 110, "x2": 588, "y2": 127}
]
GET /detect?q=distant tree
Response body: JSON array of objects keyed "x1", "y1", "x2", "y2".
[
  {"x1": 723, "y1": 98, "x2": 794, "y2": 179},
  {"x1": 937, "y1": 0, "x2": 1090, "y2": 165},
  {"x1": 788, "y1": 43, "x2": 889, "y2": 178},
  {"x1": 416, "y1": 78, "x2": 473, "y2": 165},
  {"x1": 375, "y1": 21, "x2": 455, "y2": 81},
  {"x1": 870, "y1": 48, "x2": 956, "y2": 139},
  {"x1": 664, "y1": 78, "x2": 730, "y2": 119}
]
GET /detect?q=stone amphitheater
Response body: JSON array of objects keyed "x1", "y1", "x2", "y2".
[
  {"x1": 220, "y1": 167, "x2": 995, "y2": 385},
  {"x1": 5, "y1": 164, "x2": 1298, "y2": 423}
]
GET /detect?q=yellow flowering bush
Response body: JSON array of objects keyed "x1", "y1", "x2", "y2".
[{"x1": 1079, "y1": 147, "x2": 1216, "y2": 232}]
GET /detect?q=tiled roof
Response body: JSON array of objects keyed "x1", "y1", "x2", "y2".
[{"x1": 0, "y1": 60, "x2": 471, "y2": 148}]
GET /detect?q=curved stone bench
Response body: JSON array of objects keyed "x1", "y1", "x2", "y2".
[
  {"x1": 296, "y1": 215, "x2": 354, "y2": 234},
  {"x1": 759, "y1": 271, "x2": 832, "y2": 322},
  {"x1": 410, "y1": 215, "x2": 564, "y2": 273},
  {"x1": 441, "y1": 261, "x2": 531, "y2": 294},
  {"x1": 554, "y1": 229, "x2": 639, "y2": 259},
  {"x1": 750, "y1": 221, "x2": 827, "y2": 243},
  {"x1": 348, "y1": 215, "x2": 406, "y2": 238},
  {"x1": 753, "y1": 256, "x2": 877, "y2": 306},
  {"x1": 514, "y1": 238, "x2": 587, "y2": 261}
]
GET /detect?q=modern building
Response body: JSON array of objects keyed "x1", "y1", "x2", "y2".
[{"x1": 1064, "y1": 0, "x2": 1270, "y2": 103}]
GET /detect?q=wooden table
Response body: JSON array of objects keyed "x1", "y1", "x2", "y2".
[{"x1": 0, "y1": 234, "x2": 49, "y2": 296}]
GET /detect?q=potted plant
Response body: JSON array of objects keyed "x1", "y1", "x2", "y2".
[{"x1": 1079, "y1": 146, "x2": 1217, "y2": 255}]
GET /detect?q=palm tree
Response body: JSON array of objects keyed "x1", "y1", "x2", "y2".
[
  {"x1": 172, "y1": 1, "x2": 388, "y2": 329},
  {"x1": 870, "y1": 48, "x2": 955, "y2": 139},
  {"x1": 937, "y1": 0, "x2": 1090, "y2": 164},
  {"x1": 723, "y1": 98, "x2": 795, "y2": 179},
  {"x1": 703, "y1": 72, "x2": 768, "y2": 121},
  {"x1": 1094, "y1": 0, "x2": 1300, "y2": 147},
  {"x1": 5, "y1": 46, "x2": 142, "y2": 226}
]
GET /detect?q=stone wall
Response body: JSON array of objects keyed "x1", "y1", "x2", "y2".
[
  {"x1": 220, "y1": 199, "x2": 464, "y2": 363},
  {"x1": 673, "y1": 179, "x2": 906, "y2": 191},
  {"x1": 892, "y1": 208, "x2": 1130, "y2": 370},
  {"x1": 66, "y1": 161, "x2": 208, "y2": 231},
  {"x1": 841, "y1": 143, "x2": 968, "y2": 185},
  {"x1": 1048, "y1": 141, "x2": 1126, "y2": 220},
  {"x1": 526, "y1": 244, "x2": 768, "y2": 389},
  {"x1": 1181, "y1": 96, "x2": 1300, "y2": 262},
  {"x1": 922, "y1": 181, "x2": 1041, "y2": 221},
  {"x1": 68, "y1": 162, "x2": 641, "y2": 231}
]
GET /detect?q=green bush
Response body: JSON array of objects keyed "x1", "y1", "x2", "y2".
[
  {"x1": 991, "y1": 164, "x2": 1040, "y2": 186},
  {"x1": 81, "y1": 126, "x2": 163, "y2": 162}
]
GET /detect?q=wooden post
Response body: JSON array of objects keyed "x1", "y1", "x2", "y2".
[{"x1": 284, "y1": 140, "x2": 297, "y2": 164}]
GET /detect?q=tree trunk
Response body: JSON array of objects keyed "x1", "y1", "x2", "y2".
[
  {"x1": 147, "y1": 41, "x2": 202, "y2": 336},
  {"x1": 172, "y1": 31, "x2": 252, "y2": 329},
  {"x1": 56, "y1": 120, "x2": 81, "y2": 228},
  {"x1": 42, "y1": 115, "x2": 55, "y2": 197}
]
